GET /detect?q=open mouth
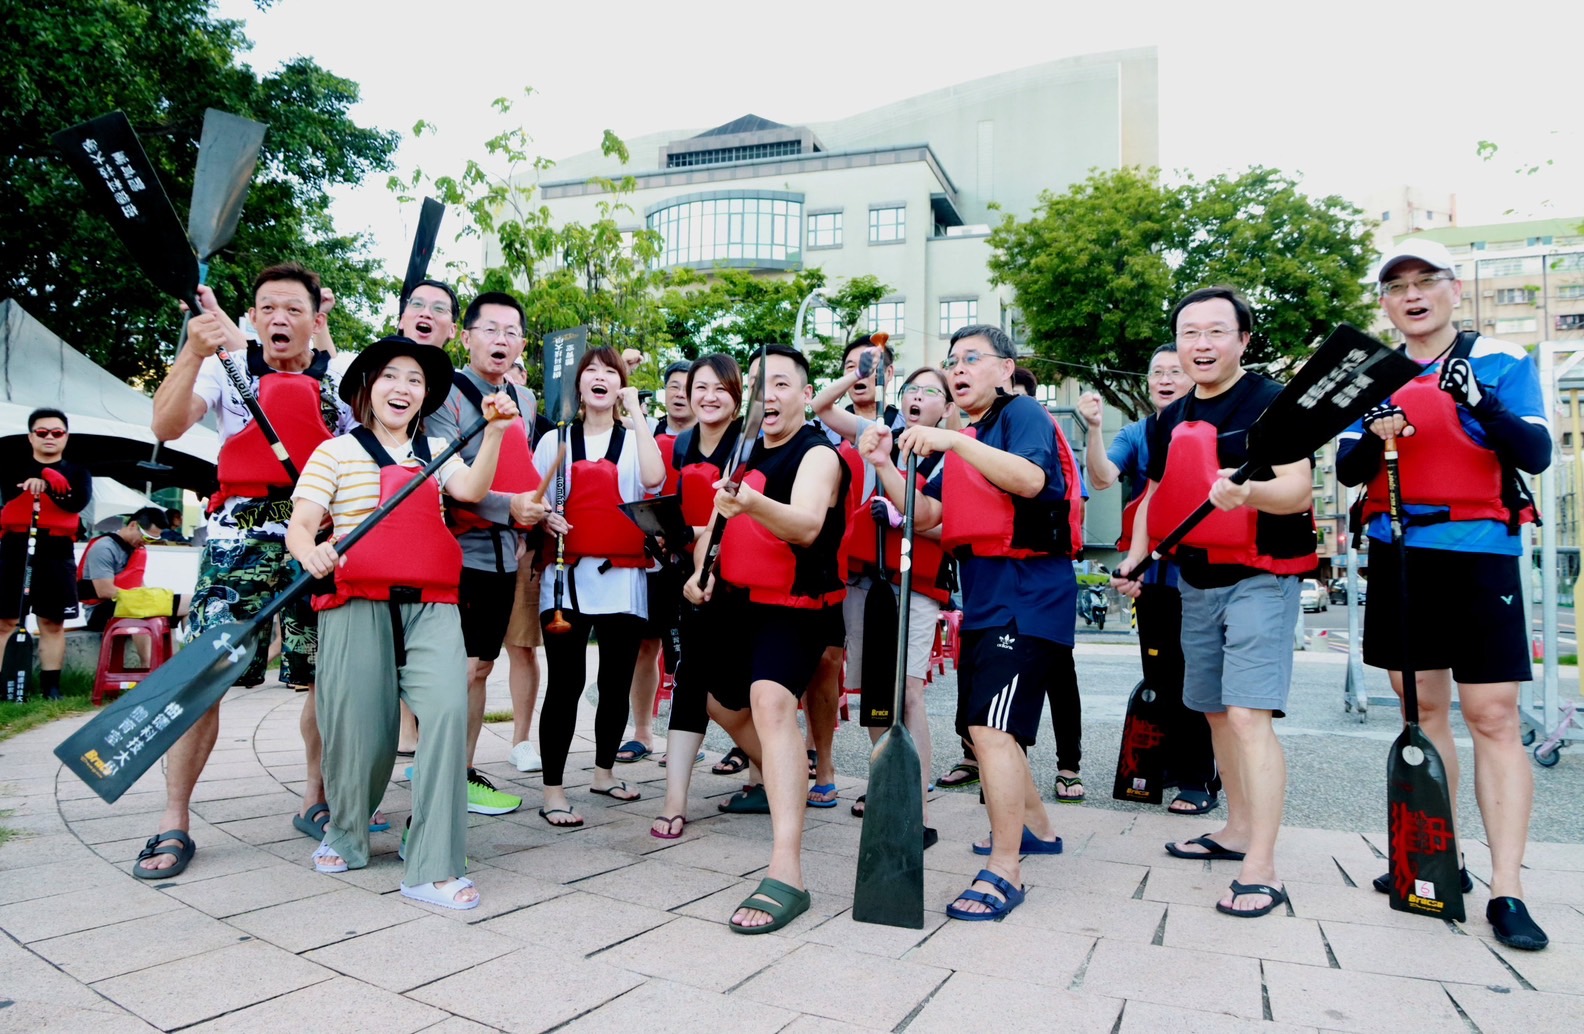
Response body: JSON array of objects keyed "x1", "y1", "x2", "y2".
[
  {"x1": 908, "y1": 403, "x2": 922, "y2": 419},
  {"x1": 270, "y1": 332, "x2": 291, "y2": 348},
  {"x1": 490, "y1": 347, "x2": 508, "y2": 362},
  {"x1": 387, "y1": 397, "x2": 411, "y2": 416},
  {"x1": 415, "y1": 319, "x2": 433, "y2": 337},
  {"x1": 1404, "y1": 305, "x2": 1429, "y2": 318}
]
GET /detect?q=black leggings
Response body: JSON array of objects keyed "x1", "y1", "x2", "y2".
[
  {"x1": 538, "y1": 610, "x2": 644, "y2": 785},
  {"x1": 1136, "y1": 582, "x2": 1216, "y2": 791},
  {"x1": 1045, "y1": 645, "x2": 1081, "y2": 772}
]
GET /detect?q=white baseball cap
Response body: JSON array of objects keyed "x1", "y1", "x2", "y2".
[{"x1": 1376, "y1": 238, "x2": 1458, "y2": 282}]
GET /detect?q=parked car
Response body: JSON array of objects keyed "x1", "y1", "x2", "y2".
[
  {"x1": 1300, "y1": 578, "x2": 1327, "y2": 612},
  {"x1": 1329, "y1": 577, "x2": 1366, "y2": 605}
]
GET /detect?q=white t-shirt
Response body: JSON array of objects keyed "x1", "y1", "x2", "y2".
[{"x1": 534, "y1": 425, "x2": 652, "y2": 619}]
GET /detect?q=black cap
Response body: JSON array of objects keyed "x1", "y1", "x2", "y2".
[{"x1": 339, "y1": 335, "x2": 457, "y2": 416}]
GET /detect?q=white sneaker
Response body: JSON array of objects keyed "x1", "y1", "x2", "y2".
[{"x1": 510, "y1": 741, "x2": 542, "y2": 773}]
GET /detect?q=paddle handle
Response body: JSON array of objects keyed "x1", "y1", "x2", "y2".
[
  {"x1": 548, "y1": 425, "x2": 572, "y2": 634},
  {"x1": 1122, "y1": 463, "x2": 1252, "y2": 581},
  {"x1": 891, "y1": 452, "x2": 918, "y2": 722},
  {"x1": 1382, "y1": 431, "x2": 1419, "y2": 725},
  {"x1": 695, "y1": 457, "x2": 752, "y2": 587}
]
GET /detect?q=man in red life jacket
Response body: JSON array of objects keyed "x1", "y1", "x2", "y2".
[
  {"x1": 76, "y1": 506, "x2": 168, "y2": 632},
  {"x1": 0, "y1": 408, "x2": 92, "y2": 700},
  {"x1": 1337, "y1": 240, "x2": 1552, "y2": 951},
  {"x1": 1114, "y1": 287, "x2": 1317, "y2": 919},
  {"x1": 425, "y1": 292, "x2": 554, "y2": 816},
  {"x1": 685, "y1": 345, "x2": 848, "y2": 933},
  {"x1": 860, "y1": 325, "x2": 1070, "y2": 921},
  {"x1": 141, "y1": 263, "x2": 355, "y2": 878}
]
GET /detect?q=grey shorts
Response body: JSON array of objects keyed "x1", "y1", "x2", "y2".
[{"x1": 1180, "y1": 573, "x2": 1300, "y2": 715}]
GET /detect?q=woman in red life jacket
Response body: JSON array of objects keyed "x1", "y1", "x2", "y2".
[
  {"x1": 532, "y1": 346, "x2": 666, "y2": 828},
  {"x1": 650, "y1": 353, "x2": 743, "y2": 839},
  {"x1": 286, "y1": 336, "x2": 518, "y2": 911}
]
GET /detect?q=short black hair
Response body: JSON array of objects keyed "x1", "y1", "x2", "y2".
[
  {"x1": 402, "y1": 278, "x2": 460, "y2": 319},
  {"x1": 462, "y1": 291, "x2": 524, "y2": 330},
  {"x1": 28, "y1": 407, "x2": 68, "y2": 431},
  {"x1": 948, "y1": 324, "x2": 1016, "y2": 358},
  {"x1": 128, "y1": 506, "x2": 167, "y2": 531},
  {"x1": 842, "y1": 334, "x2": 894, "y2": 364},
  {"x1": 1011, "y1": 366, "x2": 1038, "y2": 394},
  {"x1": 1169, "y1": 286, "x2": 1253, "y2": 336},
  {"x1": 761, "y1": 344, "x2": 810, "y2": 383},
  {"x1": 253, "y1": 263, "x2": 323, "y2": 312},
  {"x1": 662, "y1": 360, "x2": 692, "y2": 384}
]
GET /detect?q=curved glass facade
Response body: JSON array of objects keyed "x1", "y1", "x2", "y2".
[{"x1": 646, "y1": 191, "x2": 802, "y2": 270}]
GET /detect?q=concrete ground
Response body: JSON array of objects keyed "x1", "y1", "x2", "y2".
[{"x1": 1, "y1": 642, "x2": 1580, "y2": 1033}]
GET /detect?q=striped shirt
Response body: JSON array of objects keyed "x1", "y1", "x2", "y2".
[{"x1": 293, "y1": 433, "x2": 467, "y2": 540}]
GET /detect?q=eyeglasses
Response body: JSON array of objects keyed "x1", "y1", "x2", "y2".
[
  {"x1": 405, "y1": 297, "x2": 454, "y2": 317},
  {"x1": 1176, "y1": 327, "x2": 1239, "y2": 344},
  {"x1": 1380, "y1": 273, "x2": 1453, "y2": 298},
  {"x1": 941, "y1": 350, "x2": 1006, "y2": 370},
  {"x1": 30, "y1": 427, "x2": 66, "y2": 439},
  {"x1": 901, "y1": 384, "x2": 947, "y2": 399},
  {"x1": 467, "y1": 324, "x2": 524, "y2": 343}
]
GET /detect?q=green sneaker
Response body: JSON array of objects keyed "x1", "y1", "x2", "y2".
[{"x1": 466, "y1": 769, "x2": 522, "y2": 815}]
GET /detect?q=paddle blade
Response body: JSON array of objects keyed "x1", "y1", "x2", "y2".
[
  {"x1": 188, "y1": 108, "x2": 267, "y2": 259},
  {"x1": 858, "y1": 579, "x2": 899, "y2": 728},
  {"x1": 1385, "y1": 723, "x2": 1465, "y2": 922},
  {"x1": 2, "y1": 629, "x2": 35, "y2": 703},
  {"x1": 852, "y1": 724, "x2": 925, "y2": 928},
  {"x1": 401, "y1": 197, "x2": 445, "y2": 303},
  {"x1": 542, "y1": 326, "x2": 589, "y2": 425},
  {"x1": 53, "y1": 622, "x2": 260, "y2": 803},
  {"x1": 724, "y1": 345, "x2": 769, "y2": 481},
  {"x1": 1112, "y1": 679, "x2": 1167, "y2": 804},
  {"x1": 53, "y1": 111, "x2": 199, "y2": 306},
  {"x1": 1246, "y1": 324, "x2": 1423, "y2": 468}
]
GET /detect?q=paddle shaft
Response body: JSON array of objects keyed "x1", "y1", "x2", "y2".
[
  {"x1": 695, "y1": 455, "x2": 752, "y2": 586},
  {"x1": 1382, "y1": 431, "x2": 1419, "y2": 723},
  {"x1": 548, "y1": 424, "x2": 572, "y2": 633},
  {"x1": 892, "y1": 452, "x2": 918, "y2": 716},
  {"x1": 3, "y1": 499, "x2": 41, "y2": 703},
  {"x1": 696, "y1": 344, "x2": 767, "y2": 588}
]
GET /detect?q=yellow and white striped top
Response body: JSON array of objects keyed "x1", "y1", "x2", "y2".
[{"x1": 293, "y1": 434, "x2": 466, "y2": 541}]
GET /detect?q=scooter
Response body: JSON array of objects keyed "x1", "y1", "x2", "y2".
[{"x1": 1078, "y1": 584, "x2": 1108, "y2": 630}]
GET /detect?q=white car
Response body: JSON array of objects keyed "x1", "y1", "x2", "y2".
[{"x1": 1300, "y1": 578, "x2": 1327, "y2": 613}]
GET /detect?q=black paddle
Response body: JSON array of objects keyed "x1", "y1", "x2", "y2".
[
  {"x1": 1383, "y1": 428, "x2": 1465, "y2": 922},
  {"x1": 1120, "y1": 325, "x2": 1423, "y2": 581},
  {"x1": 541, "y1": 326, "x2": 588, "y2": 634},
  {"x1": 853, "y1": 450, "x2": 925, "y2": 928},
  {"x1": 1, "y1": 499, "x2": 41, "y2": 703},
  {"x1": 400, "y1": 197, "x2": 445, "y2": 306},
  {"x1": 55, "y1": 415, "x2": 495, "y2": 802},
  {"x1": 856, "y1": 346, "x2": 900, "y2": 727},
  {"x1": 695, "y1": 346, "x2": 768, "y2": 589}
]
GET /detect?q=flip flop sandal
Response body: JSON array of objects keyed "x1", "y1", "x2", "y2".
[
  {"x1": 806, "y1": 749, "x2": 818, "y2": 780},
  {"x1": 1054, "y1": 775, "x2": 1085, "y2": 803},
  {"x1": 650, "y1": 815, "x2": 687, "y2": 840},
  {"x1": 131, "y1": 829, "x2": 195, "y2": 880},
  {"x1": 368, "y1": 812, "x2": 391, "y2": 833},
  {"x1": 1215, "y1": 880, "x2": 1287, "y2": 919},
  {"x1": 292, "y1": 803, "x2": 330, "y2": 840},
  {"x1": 718, "y1": 784, "x2": 770, "y2": 814},
  {"x1": 729, "y1": 876, "x2": 811, "y2": 934},
  {"x1": 401, "y1": 877, "x2": 480, "y2": 911},
  {"x1": 937, "y1": 763, "x2": 980, "y2": 789},
  {"x1": 807, "y1": 784, "x2": 839, "y2": 808},
  {"x1": 312, "y1": 842, "x2": 348, "y2": 874},
  {"x1": 538, "y1": 807, "x2": 584, "y2": 828},
  {"x1": 850, "y1": 793, "x2": 866, "y2": 818},
  {"x1": 590, "y1": 782, "x2": 641, "y2": 802},
  {"x1": 1164, "y1": 835, "x2": 1246, "y2": 861},
  {"x1": 947, "y1": 868, "x2": 1026, "y2": 921},
  {"x1": 711, "y1": 747, "x2": 749, "y2": 775},
  {"x1": 615, "y1": 740, "x2": 652, "y2": 764}
]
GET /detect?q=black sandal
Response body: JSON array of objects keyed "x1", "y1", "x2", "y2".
[
  {"x1": 937, "y1": 762, "x2": 979, "y2": 789},
  {"x1": 711, "y1": 747, "x2": 749, "y2": 775}
]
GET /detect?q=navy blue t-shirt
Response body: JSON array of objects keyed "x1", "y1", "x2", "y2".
[{"x1": 926, "y1": 392, "x2": 1077, "y2": 645}]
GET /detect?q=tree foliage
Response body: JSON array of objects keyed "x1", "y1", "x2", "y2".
[
  {"x1": 1, "y1": 0, "x2": 400, "y2": 385},
  {"x1": 988, "y1": 166, "x2": 1378, "y2": 416}
]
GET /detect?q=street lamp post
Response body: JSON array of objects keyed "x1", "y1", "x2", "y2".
[{"x1": 794, "y1": 286, "x2": 830, "y2": 353}]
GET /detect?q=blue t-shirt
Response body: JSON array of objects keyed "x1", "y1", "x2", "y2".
[
  {"x1": 1337, "y1": 337, "x2": 1547, "y2": 556},
  {"x1": 926, "y1": 393, "x2": 1077, "y2": 645},
  {"x1": 1108, "y1": 416, "x2": 1177, "y2": 589}
]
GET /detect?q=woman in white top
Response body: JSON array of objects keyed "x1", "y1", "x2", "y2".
[{"x1": 533, "y1": 345, "x2": 664, "y2": 826}]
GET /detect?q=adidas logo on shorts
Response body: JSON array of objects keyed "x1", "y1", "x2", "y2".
[{"x1": 997, "y1": 633, "x2": 1016, "y2": 650}]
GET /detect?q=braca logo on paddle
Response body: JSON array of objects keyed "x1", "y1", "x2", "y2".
[
  {"x1": 1387, "y1": 739, "x2": 1466, "y2": 921},
  {"x1": 1112, "y1": 680, "x2": 1167, "y2": 804}
]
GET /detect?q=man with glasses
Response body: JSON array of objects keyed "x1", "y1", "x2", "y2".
[
  {"x1": 861, "y1": 324, "x2": 1075, "y2": 920},
  {"x1": 0, "y1": 409, "x2": 92, "y2": 700},
  {"x1": 1337, "y1": 240, "x2": 1551, "y2": 951},
  {"x1": 400, "y1": 279, "x2": 460, "y2": 349},
  {"x1": 424, "y1": 291, "x2": 553, "y2": 816},
  {"x1": 76, "y1": 506, "x2": 171, "y2": 633},
  {"x1": 1114, "y1": 287, "x2": 1317, "y2": 919}
]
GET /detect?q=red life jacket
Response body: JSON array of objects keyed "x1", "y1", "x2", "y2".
[
  {"x1": 1, "y1": 489, "x2": 79, "y2": 537},
  {"x1": 1360, "y1": 368, "x2": 1537, "y2": 530},
  {"x1": 444, "y1": 375, "x2": 541, "y2": 534},
  {"x1": 673, "y1": 425, "x2": 740, "y2": 529},
  {"x1": 75, "y1": 535, "x2": 146, "y2": 605},
  {"x1": 1146, "y1": 419, "x2": 1316, "y2": 574},
  {"x1": 562, "y1": 424, "x2": 648, "y2": 568},
  {"x1": 313, "y1": 429, "x2": 462, "y2": 611},
  {"x1": 941, "y1": 396, "x2": 1084, "y2": 560},
  {"x1": 1117, "y1": 493, "x2": 1143, "y2": 551},
  {"x1": 653, "y1": 430, "x2": 682, "y2": 497},
  {"x1": 841, "y1": 445, "x2": 953, "y2": 603},
  {"x1": 213, "y1": 346, "x2": 334, "y2": 507},
  {"x1": 719, "y1": 425, "x2": 849, "y2": 609}
]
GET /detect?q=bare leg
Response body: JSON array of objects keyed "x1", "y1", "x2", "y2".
[
  {"x1": 805, "y1": 646, "x2": 841, "y2": 787},
  {"x1": 464, "y1": 656, "x2": 493, "y2": 768},
  {"x1": 628, "y1": 638, "x2": 660, "y2": 751},
  {"x1": 505, "y1": 644, "x2": 541, "y2": 749},
  {"x1": 36, "y1": 618, "x2": 66, "y2": 670},
  {"x1": 655, "y1": 729, "x2": 706, "y2": 836},
  {"x1": 1459, "y1": 680, "x2": 1531, "y2": 899},
  {"x1": 1213, "y1": 706, "x2": 1285, "y2": 914},
  {"x1": 135, "y1": 702, "x2": 221, "y2": 872},
  {"x1": 299, "y1": 687, "x2": 325, "y2": 819},
  {"x1": 731, "y1": 682, "x2": 806, "y2": 929},
  {"x1": 950, "y1": 726, "x2": 1031, "y2": 914},
  {"x1": 398, "y1": 701, "x2": 419, "y2": 754}
]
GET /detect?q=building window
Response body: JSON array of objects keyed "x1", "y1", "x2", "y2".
[
  {"x1": 1495, "y1": 287, "x2": 1538, "y2": 305},
  {"x1": 1494, "y1": 317, "x2": 1538, "y2": 335},
  {"x1": 1460, "y1": 319, "x2": 1476, "y2": 330},
  {"x1": 1381, "y1": 210, "x2": 1392, "y2": 222},
  {"x1": 869, "y1": 206, "x2": 905, "y2": 244},
  {"x1": 1424, "y1": 211, "x2": 1434, "y2": 221},
  {"x1": 1479, "y1": 257, "x2": 1538, "y2": 278},
  {"x1": 807, "y1": 212, "x2": 842, "y2": 249},
  {"x1": 646, "y1": 191, "x2": 802, "y2": 270},
  {"x1": 939, "y1": 299, "x2": 977, "y2": 336},
  {"x1": 1553, "y1": 254, "x2": 1584, "y2": 273},
  {"x1": 809, "y1": 306, "x2": 840, "y2": 340},
  {"x1": 1557, "y1": 285, "x2": 1584, "y2": 300},
  {"x1": 666, "y1": 141, "x2": 802, "y2": 168},
  {"x1": 1558, "y1": 314, "x2": 1584, "y2": 332},
  {"x1": 867, "y1": 301, "x2": 905, "y2": 338}
]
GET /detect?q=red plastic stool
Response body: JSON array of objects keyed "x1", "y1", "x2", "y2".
[
  {"x1": 652, "y1": 650, "x2": 675, "y2": 717},
  {"x1": 93, "y1": 617, "x2": 174, "y2": 706},
  {"x1": 940, "y1": 609, "x2": 963, "y2": 670}
]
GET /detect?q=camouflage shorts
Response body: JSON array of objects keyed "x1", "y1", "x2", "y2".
[{"x1": 187, "y1": 534, "x2": 317, "y2": 688}]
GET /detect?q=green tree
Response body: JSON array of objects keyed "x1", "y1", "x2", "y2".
[
  {"x1": 1, "y1": 0, "x2": 400, "y2": 384},
  {"x1": 988, "y1": 166, "x2": 1377, "y2": 416}
]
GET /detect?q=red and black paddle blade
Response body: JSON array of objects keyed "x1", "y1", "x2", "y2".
[
  {"x1": 401, "y1": 197, "x2": 445, "y2": 303},
  {"x1": 2, "y1": 628, "x2": 34, "y2": 704},
  {"x1": 542, "y1": 326, "x2": 589, "y2": 427},
  {"x1": 52, "y1": 111, "x2": 200, "y2": 310},
  {"x1": 188, "y1": 108, "x2": 267, "y2": 262},
  {"x1": 54, "y1": 621, "x2": 261, "y2": 803},
  {"x1": 1112, "y1": 679, "x2": 1167, "y2": 804},
  {"x1": 1386, "y1": 723, "x2": 1466, "y2": 922}
]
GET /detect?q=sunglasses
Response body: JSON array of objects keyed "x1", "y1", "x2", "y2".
[{"x1": 31, "y1": 427, "x2": 67, "y2": 439}]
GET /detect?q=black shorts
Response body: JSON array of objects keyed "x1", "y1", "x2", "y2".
[
  {"x1": 0, "y1": 533, "x2": 78, "y2": 623},
  {"x1": 1363, "y1": 541, "x2": 1531, "y2": 685},
  {"x1": 458, "y1": 567, "x2": 517, "y2": 661},
  {"x1": 820, "y1": 599, "x2": 847, "y2": 650},
  {"x1": 710, "y1": 600, "x2": 836, "y2": 712},
  {"x1": 955, "y1": 622, "x2": 1063, "y2": 746},
  {"x1": 637, "y1": 565, "x2": 683, "y2": 641}
]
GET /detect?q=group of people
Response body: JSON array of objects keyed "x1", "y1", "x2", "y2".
[{"x1": 39, "y1": 240, "x2": 1542, "y2": 948}]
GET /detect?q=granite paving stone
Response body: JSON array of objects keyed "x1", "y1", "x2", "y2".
[
  {"x1": 732, "y1": 942, "x2": 951, "y2": 1030},
  {"x1": 1442, "y1": 982, "x2": 1584, "y2": 1032},
  {"x1": 571, "y1": 857, "x2": 741, "y2": 911},
  {"x1": 30, "y1": 905, "x2": 246, "y2": 983},
  {"x1": 904, "y1": 971, "x2": 1123, "y2": 1034},
  {"x1": 303, "y1": 913, "x2": 519, "y2": 992},
  {"x1": 89, "y1": 938, "x2": 332, "y2": 1030},
  {"x1": 1162, "y1": 902, "x2": 1332, "y2": 967},
  {"x1": 161, "y1": 862, "x2": 340, "y2": 918},
  {"x1": 592, "y1": 913, "x2": 798, "y2": 991},
  {"x1": 1079, "y1": 939, "x2": 1265, "y2": 1019},
  {"x1": 180, "y1": 976, "x2": 450, "y2": 1033},
  {"x1": 904, "y1": 919, "x2": 1095, "y2": 987},
  {"x1": 0, "y1": 1001, "x2": 162, "y2": 1033},
  {"x1": 553, "y1": 976, "x2": 800, "y2": 1034},
  {"x1": 1318, "y1": 917, "x2": 1514, "y2": 984},
  {"x1": 1117, "y1": 1000, "x2": 1322, "y2": 1033},
  {"x1": 1262, "y1": 960, "x2": 1464, "y2": 1033},
  {"x1": 0, "y1": 881, "x2": 182, "y2": 943},
  {"x1": 226, "y1": 885, "x2": 420, "y2": 952},
  {"x1": 407, "y1": 946, "x2": 643, "y2": 1033},
  {"x1": 481, "y1": 889, "x2": 673, "y2": 956}
]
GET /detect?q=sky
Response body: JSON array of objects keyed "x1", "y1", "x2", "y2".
[{"x1": 218, "y1": 0, "x2": 1583, "y2": 286}]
